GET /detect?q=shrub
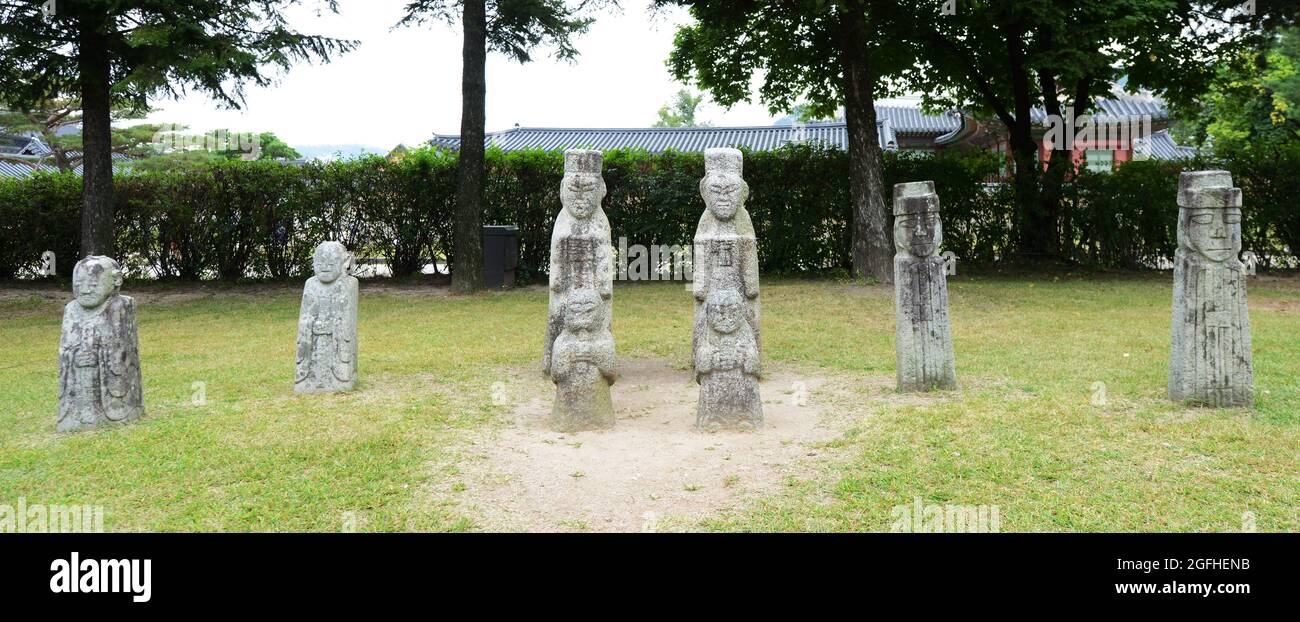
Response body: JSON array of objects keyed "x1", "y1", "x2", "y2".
[{"x1": 1, "y1": 144, "x2": 1292, "y2": 281}]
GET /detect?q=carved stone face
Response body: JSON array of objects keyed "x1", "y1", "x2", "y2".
[
  {"x1": 564, "y1": 291, "x2": 603, "y2": 331},
  {"x1": 313, "y1": 243, "x2": 348, "y2": 284},
  {"x1": 894, "y1": 211, "x2": 943, "y2": 257},
  {"x1": 73, "y1": 258, "x2": 120, "y2": 310},
  {"x1": 702, "y1": 174, "x2": 745, "y2": 222},
  {"x1": 561, "y1": 173, "x2": 603, "y2": 220},
  {"x1": 1181, "y1": 208, "x2": 1242, "y2": 263},
  {"x1": 707, "y1": 293, "x2": 744, "y2": 335}
]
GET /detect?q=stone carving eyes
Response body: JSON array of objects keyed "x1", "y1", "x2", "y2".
[
  {"x1": 901, "y1": 215, "x2": 938, "y2": 227},
  {"x1": 1190, "y1": 213, "x2": 1242, "y2": 225}
]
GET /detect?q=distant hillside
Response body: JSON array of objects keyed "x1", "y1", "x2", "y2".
[{"x1": 291, "y1": 144, "x2": 385, "y2": 161}]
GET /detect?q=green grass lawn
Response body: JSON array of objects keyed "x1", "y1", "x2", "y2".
[{"x1": 1, "y1": 272, "x2": 1296, "y2": 532}]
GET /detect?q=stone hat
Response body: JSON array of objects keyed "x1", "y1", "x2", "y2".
[
  {"x1": 564, "y1": 149, "x2": 602, "y2": 174},
  {"x1": 1178, "y1": 170, "x2": 1241, "y2": 209},
  {"x1": 893, "y1": 180, "x2": 939, "y2": 216},
  {"x1": 704, "y1": 147, "x2": 743, "y2": 176}
]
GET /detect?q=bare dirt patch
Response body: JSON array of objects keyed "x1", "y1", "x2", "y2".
[
  {"x1": 1250, "y1": 297, "x2": 1300, "y2": 314},
  {"x1": 439, "y1": 357, "x2": 867, "y2": 532}
]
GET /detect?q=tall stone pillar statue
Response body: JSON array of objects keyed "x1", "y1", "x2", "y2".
[
  {"x1": 58, "y1": 256, "x2": 144, "y2": 432},
  {"x1": 543, "y1": 149, "x2": 615, "y2": 431},
  {"x1": 1169, "y1": 170, "x2": 1253, "y2": 407},
  {"x1": 893, "y1": 181, "x2": 957, "y2": 392},
  {"x1": 693, "y1": 147, "x2": 762, "y2": 429},
  {"x1": 547, "y1": 289, "x2": 617, "y2": 432},
  {"x1": 295, "y1": 241, "x2": 359, "y2": 393},
  {"x1": 543, "y1": 149, "x2": 614, "y2": 379}
]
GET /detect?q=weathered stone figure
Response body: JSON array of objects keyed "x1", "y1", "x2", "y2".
[
  {"x1": 295, "y1": 241, "x2": 359, "y2": 393},
  {"x1": 58, "y1": 256, "x2": 143, "y2": 432},
  {"x1": 543, "y1": 149, "x2": 613, "y2": 376},
  {"x1": 548, "y1": 289, "x2": 616, "y2": 432},
  {"x1": 693, "y1": 147, "x2": 760, "y2": 363},
  {"x1": 893, "y1": 181, "x2": 957, "y2": 392},
  {"x1": 695, "y1": 289, "x2": 762, "y2": 430},
  {"x1": 1170, "y1": 170, "x2": 1253, "y2": 407}
]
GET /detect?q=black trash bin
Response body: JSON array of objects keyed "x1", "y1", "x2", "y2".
[{"x1": 482, "y1": 225, "x2": 519, "y2": 288}]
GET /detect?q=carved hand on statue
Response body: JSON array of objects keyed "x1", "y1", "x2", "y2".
[
  {"x1": 694, "y1": 345, "x2": 714, "y2": 373},
  {"x1": 742, "y1": 348, "x2": 760, "y2": 375},
  {"x1": 714, "y1": 349, "x2": 739, "y2": 370},
  {"x1": 571, "y1": 343, "x2": 599, "y2": 363}
]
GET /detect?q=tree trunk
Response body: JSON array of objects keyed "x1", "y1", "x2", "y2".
[
  {"x1": 451, "y1": 0, "x2": 487, "y2": 293},
  {"x1": 78, "y1": 12, "x2": 114, "y2": 258},
  {"x1": 839, "y1": 3, "x2": 892, "y2": 283},
  {"x1": 1009, "y1": 125, "x2": 1050, "y2": 259},
  {"x1": 1003, "y1": 32, "x2": 1052, "y2": 261}
]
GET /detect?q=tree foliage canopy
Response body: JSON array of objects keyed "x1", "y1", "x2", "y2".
[
  {"x1": 398, "y1": 0, "x2": 610, "y2": 63},
  {"x1": 0, "y1": 0, "x2": 358, "y2": 111},
  {"x1": 660, "y1": 0, "x2": 911, "y2": 118},
  {"x1": 653, "y1": 88, "x2": 709, "y2": 127},
  {"x1": 1180, "y1": 26, "x2": 1300, "y2": 152}
]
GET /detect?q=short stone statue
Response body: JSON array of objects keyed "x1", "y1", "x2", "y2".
[
  {"x1": 692, "y1": 147, "x2": 760, "y2": 365},
  {"x1": 544, "y1": 149, "x2": 613, "y2": 377},
  {"x1": 893, "y1": 181, "x2": 957, "y2": 392},
  {"x1": 695, "y1": 289, "x2": 762, "y2": 430},
  {"x1": 41, "y1": 250, "x2": 56, "y2": 277},
  {"x1": 295, "y1": 241, "x2": 359, "y2": 393},
  {"x1": 1240, "y1": 250, "x2": 1258, "y2": 276},
  {"x1": 1169, "y1": 170, "x2": 1253, "y2": 407},
  {"x1": 547, "y1": 289, "x2": 616, "y2": 432},
  {"x1": 58, "y1": 256, "x2": 143, "y2": 432}
]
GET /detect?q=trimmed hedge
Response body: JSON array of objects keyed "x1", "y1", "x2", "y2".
[{"x1": 0, "y1": 145, "x2": 1293, "y2": 281}]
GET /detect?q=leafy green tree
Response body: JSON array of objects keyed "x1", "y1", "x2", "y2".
[
  {"x1": 0, "y1": 97, "x2": 163, "y2": 172},
  {"x1": 653, "y1": 88, "x2": 710, "y2": 127},
  {"x1": 662, "y1": 0, "x2": 912, "y2": 282},
  {"x1": 253, "y1": 132, "x2": 303, "y2": 161},
  {"x1": 130, "y1": 127, "x2": 303, "y2": 170},
  {"x1": 787, "y1": 102, "x2": 841, "y2": 123},
  {"x1": 887, "y1": 0, "x2": 1297, "y2": 260},
  {"x1": 1180, "y1": 26, "x2": 1300, "y2": 151},
  {"x1": 0, "y1": 0, "x2": 355, "y2": 256},
  {"x1": 399, "y1": 0, "x2": 612, "y2": 293}
]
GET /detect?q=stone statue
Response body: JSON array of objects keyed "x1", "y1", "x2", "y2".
[
  {"x1": 1169, "y1": 170, "x2": 1253, "y2": 408},
  {"x1": 58, "y1": 256, "x2": 143, "y2": 432},
  {"x1": 547, "y1": 289, "x2": 616, "y2": 432},
  {"x1": 295, "y1": 241, "x2": 358, "y2": 393},
  {"x1": 543, "y1": 149, "x2": 613, "y2": 378},
  {"x1": 893, "y1": 181, "x2": 957, "y2": 392},
  {"x1": 692, "y1": 147, "x2": 760, "y2": 365},
  {"x1": 695, "y1": 289, "x2": 762, "y2": 430}
]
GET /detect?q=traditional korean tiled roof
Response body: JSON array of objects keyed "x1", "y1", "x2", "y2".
[
  {"x1": 1029, "y1": 97, "x2": 1169, "y2": 125},
  {"x1": 430, "y1": 119, "x2": 899, "y2": 153},
  {"x1": 1142, "y1": 129, "x2": 1199, "y2": 160},
  {"x1": 872, "y1": 105, "x2": 962, "y2": 135},
  {"x1": 0, "y1": 152, "x2": 134, "y2": 179}
]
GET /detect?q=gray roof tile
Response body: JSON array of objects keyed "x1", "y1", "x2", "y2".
[{"x1": 432, "y1": 120, "x2": 897, "y2": 153}]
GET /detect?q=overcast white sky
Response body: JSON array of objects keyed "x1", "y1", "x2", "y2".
[{"x1": 141, "y1": 0, "x2": 786, "y2": 150}]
